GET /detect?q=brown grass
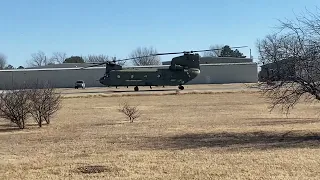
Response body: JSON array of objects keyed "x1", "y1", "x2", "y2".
[{"x1": 1, "y1": 90, "x2": 320, "y2": 179}]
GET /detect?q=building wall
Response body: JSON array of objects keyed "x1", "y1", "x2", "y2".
[
  {"x1": 199, "y1": 57, "x2": 253, "y2": 64},
  {"x1": 187, "y1": 63, "x2": 258, "y2": 84},
  {"x1": 0, "y1": 68, "x2": 106, "y2": 89},
  {"x1": 0, "y1": 63, "x2": 257, "y2": 89}
]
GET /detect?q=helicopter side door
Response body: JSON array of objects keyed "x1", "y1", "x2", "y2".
[{"x1": 159, "y1": 69, "x2": 180, "y2": 86}]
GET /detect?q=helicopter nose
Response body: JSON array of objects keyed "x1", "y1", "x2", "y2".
[
  {"x1": 188, "y1": 68, "x2": 200, "y2": 75},
  {"x1": 188, "y1": 68, "x2": 200, "y2": 79}
]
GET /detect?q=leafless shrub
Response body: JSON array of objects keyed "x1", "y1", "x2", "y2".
[
  {"x1": 256, "y1": 7, "x2": 320, "y2": 114},
  {"x1": 28, "y1": 82, "x2": 62, "y2": 127},
  {"x1": 0, "y1": 86, "x2": 31, "y2": 129},
  {"x1": 118, "y1": 101, "x2": 140, "y2": 122},
  {"x1": 0, "y1": 81, "x2": 62, "y2": 129}
]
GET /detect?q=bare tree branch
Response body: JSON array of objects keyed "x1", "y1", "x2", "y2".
[
  {"x1": 202, "y1": 44, "x2": 224, "y2": 57},
  {"x1": 129, "y1": 47, "x2": 161, "y2": 66},
  {"x1": 27, "y1": 51, "x2": 53, "y2": 67},
  {"x1": 50, "y1": 52, "x2": 67, "y2": 64},
  {"x1": 28, "y1": 81, "x2": 61, "y2": 127},
  {"x1": 84, "y1": 54, "x2": 110, "y2": 63},
  {"x1": 0, "y1": 84, "x2": 31, "y2": 129},
  {"x1": 118, "y1": 101, "x2": 140, "y2": 123},
  {"x1": 257, "y1": 7, "x2": 320, "y2": 114},
  {"x1": 83, "y1": 54, "x2": 126, "y2": 66}
]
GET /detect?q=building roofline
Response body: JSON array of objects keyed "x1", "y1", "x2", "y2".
[
  {"x1": 0, "y1": 62, "x2": 256, "y2": 72},
  {"x1": 0, "y1": 67, "x2": 106, "y2": 72},
  {"x1": 200, "y1": 56, "x2": 252, "y2": 60}
]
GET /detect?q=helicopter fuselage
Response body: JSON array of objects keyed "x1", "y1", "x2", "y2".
[
  {"x1": 99, "y1": 67, "x2": 200, "y2": 87},
  {"x1": 95, "y1": 53, "x2": 201, "y2": 91},
  {"x1": 81, "y1": 47, "x2": 247, "y2": 91}
]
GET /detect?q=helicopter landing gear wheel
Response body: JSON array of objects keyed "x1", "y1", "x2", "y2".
[
  {"x1": 178, "y1": 85, "x2": 184, "y2": 90},
  {"x1": 134, "y1": 86, "x2": 139, "y2": 91}
]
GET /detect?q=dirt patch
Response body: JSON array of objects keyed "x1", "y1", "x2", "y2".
[{"x1": 76, "y1": 165, "x2": 107, "y2": 174}]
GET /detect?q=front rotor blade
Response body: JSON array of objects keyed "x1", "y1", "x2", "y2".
[
  {"x1": 190, "y1": 46, "x2": 249, "y2": 53},
  {"x1": 110, "y1": 45, "x2": 249, "y2": 63},
  {"x1": 114, "y1": 51, "x2": 187, "y2": 62}
]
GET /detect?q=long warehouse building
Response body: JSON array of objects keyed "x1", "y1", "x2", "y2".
[{"x1": 0, "y1": 57, "x2": 258, "y2": 89}]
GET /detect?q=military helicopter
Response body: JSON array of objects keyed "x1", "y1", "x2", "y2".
[{"x1": 82, "y1": 46, "x2": 247, "y2": 91}]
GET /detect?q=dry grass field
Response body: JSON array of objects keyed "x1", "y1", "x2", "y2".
[{"x1": 1, "y1": 88, "x2": 320, "y2": 179}]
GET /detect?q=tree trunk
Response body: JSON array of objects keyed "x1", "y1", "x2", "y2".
[
  {"x1": 45, "y1": 116, "x2": 50, "y2": 124},
  {"x1": 16, "y1": 119, "x2": 25, "y2": 129},
  {"x1": 38, "y1": 119, "x2": 42, "y2": 127}
]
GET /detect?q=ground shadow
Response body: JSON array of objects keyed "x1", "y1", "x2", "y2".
[
  {"x1": 109, "y1": 89, "x2": 177, "y2": 93},
  {"x1": 134, "y1": 130, "x2": 320, "y2": 151},
  {"x1": 0, "y1": 123, "x2": 43, "y2": 133},
  {"x1": 93, "y1": 122, "x2": 125, "y2": 126},
  {"x1": 61, "y1": 88, "x2": 177, "y2": 94},
  {"x1": 0, "y1": 127, "x2": 22, "y2": 133},
  {"x1": 246, "y1": 118, "x2": 320, "y2": 126}
]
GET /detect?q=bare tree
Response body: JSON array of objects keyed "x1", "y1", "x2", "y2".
[
  {"x1": 256, "y1": 7, "x2": 320, "y2": 113},
  {"x1": 129, "y1": 46, "x2": 161, "y2": 66},
  {"x1": 256, "y1": 33, "x2": 305, "y2": 66},
  {"x1": 0, "y1": 85, "x2": 31, "y2": 129},
  {"x1": 118, "y1": 101, "x2": 140, "y2": 123},
  {"x1": 84, "y1": 54, "x2": 109, "y2": 63},
  {"x1": 202, "y1": 44, "x2": 224, "y2": 57},
  {"x1": 0, "y1": 53, "x2": 7, "y2": 69},
  {"x1": 83, "y1": 54, "x2": 126, "y2": 67},
  {"x1": 0, "y1": 82, "x2": 62, "y2": 129},
  {"x1": 28, "y1": 82, "x2": 61, "y2": 127},
  {"x1": 50, "y1": 52, "x2": 67, "y2": 64},
  {"x1": 27, "y1": 51, "x2": 53, "y2": 67}
]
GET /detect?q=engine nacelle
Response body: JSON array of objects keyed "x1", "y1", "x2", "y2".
[{"x1": 170, "y1": 53, "x2": 200, "y2": 69}]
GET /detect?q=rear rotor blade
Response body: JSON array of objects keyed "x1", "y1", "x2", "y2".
[
  {"x1": 114, "y1": 51, "x2": 189, "y2": 63},
  {"x1": 79, "y1": 45, "x2": 248, "y2": 69}
]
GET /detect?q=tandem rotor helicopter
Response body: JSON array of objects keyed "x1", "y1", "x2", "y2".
[{"x1": 81, "y1": 46, "x2": 247, "y2": 91}]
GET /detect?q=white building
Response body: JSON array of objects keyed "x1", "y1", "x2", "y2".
[{"x1": 0, "y1": 57, "x2": 258, "y2": 89}]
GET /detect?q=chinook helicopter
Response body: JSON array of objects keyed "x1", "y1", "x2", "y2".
[{"x1": 82, "y1": 46, "x2": 247, "y2": 91}]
